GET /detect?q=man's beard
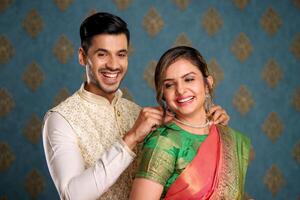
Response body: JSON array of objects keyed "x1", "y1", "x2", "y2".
[
  {"x1": 94, "y1": 79, "x2": 119, "y2": 94},
  {"x1": 87, "y1": 65, "x2": 121, "y2": 94}
]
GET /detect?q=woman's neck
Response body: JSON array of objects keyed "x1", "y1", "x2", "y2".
[{"x1": 174, "y1": 111, "x2": 210, "y2": 135}]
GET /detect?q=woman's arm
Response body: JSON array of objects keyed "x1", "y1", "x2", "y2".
[{"x1": 130, "y1": 178, "x2": 164, "y2": 200}]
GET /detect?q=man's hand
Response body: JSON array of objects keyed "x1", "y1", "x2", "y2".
[
  {"x1": 207, "y1": 105, "x2": 230, "y2": 125},
  {"x1": 123, "y1": 107, "x2": 163, "y2": 149}
]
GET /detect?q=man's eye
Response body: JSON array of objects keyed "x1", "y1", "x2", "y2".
[
  {"x1": 119, "y1": 53, "x2": 127, "y2": 57},
  {"x1": 97, "y1": 53, "x2": 106, "y2": 57}
]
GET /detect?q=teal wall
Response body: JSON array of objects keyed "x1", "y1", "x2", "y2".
[{"x1": 0, "y1": 0, "x2": 299, "y2": 199}]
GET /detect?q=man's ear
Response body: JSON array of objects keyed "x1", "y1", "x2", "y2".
[
  {"x1": 78, "y1": 47, "x2": 87, "y2": 67},
  {"x1": 206, "y1": 75, "x2": 214, "y2": 90}
]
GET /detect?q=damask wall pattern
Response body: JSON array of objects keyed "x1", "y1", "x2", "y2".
[{"x1": 0, "y1": 0, "x2": 299, "y2": 199}]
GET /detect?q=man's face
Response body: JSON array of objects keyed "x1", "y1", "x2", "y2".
[{"x1": 79, "y1": 34, "x2": 128, "y2": 101}]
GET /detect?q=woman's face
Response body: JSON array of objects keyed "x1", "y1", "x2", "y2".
[{"x1": 162, "y1": 58, "x2": 212, "y2": 119}]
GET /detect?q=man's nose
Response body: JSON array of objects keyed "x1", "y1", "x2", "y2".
[{"x1": 106, "y1": 55, "x2": 118, "y2": 70}]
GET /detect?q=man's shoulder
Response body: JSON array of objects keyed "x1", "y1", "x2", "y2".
[{"x1": 50, "y1": 91, "x2": 79, "y2": 111}]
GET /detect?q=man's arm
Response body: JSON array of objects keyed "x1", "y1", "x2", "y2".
[
  {"x1": 207, "y1": 105, "x2": 230, "y2": 125},
  {"x1": 43, "y1": 112, "x2": 135, "y2": 200}
]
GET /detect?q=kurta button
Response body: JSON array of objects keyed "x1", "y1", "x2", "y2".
[{"x1": 117, "y1": 110, "x2": 121, "y2": 117}]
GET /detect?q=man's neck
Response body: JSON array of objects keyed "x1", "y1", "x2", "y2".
[{"x1": 84, "y1": 83, "x2": 116, "y2": 103}]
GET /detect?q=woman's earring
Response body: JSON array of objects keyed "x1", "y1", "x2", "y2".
[{"x1": 204, "y1": 93, "x2": 213, "y2": 113}]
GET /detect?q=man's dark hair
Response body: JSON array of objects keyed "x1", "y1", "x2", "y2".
[{"x1": 80, "y1": 12, "x2": 130, "y2": 53}]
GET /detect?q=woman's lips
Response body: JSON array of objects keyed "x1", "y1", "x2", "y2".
[{"x1": 176, "y1": 96, "x2": 194, "y2": 106}]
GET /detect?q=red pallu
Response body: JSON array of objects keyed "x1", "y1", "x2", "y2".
[{"x1": 164, "y1": 124, "x2": 222, "y2": 200}]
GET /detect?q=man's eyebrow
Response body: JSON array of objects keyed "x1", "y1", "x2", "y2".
[
  {"x1": 93, "y1": 48, "x2": 108, "y2": 54},
  {"x1": 93, "y1": 48, "x2": 128, "y2": 54},
  {"x1": 118, "y1": 49, "x2": 128, "y2": 53},
  {"x1": 163, "y1": 72, "x2": 196, "y2": 82}
]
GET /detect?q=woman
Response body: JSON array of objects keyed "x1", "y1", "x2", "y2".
[{"x1": 130, "y1": 46, "x2": 251, "y2": 200}]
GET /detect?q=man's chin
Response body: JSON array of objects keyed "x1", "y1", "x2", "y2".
[{"x1": 98, "y1": 84, "x2": 120, "y2": 95}]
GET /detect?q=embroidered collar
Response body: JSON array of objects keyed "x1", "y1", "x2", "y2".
[{"x1": 78, "y1": 83, "x2": 122, "y2": 106}]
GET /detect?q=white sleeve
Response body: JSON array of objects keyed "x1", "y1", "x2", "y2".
[{"x1": 42, "y1": 112, "x2": 136, "y2": 200}]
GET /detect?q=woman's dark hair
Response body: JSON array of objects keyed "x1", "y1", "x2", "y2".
[
  {"x1": 80, "y1": 12, "x2": 130, "y2": 53},
  {"x1": 154, "y1": 46, "x2": 212, "y2": 113}
]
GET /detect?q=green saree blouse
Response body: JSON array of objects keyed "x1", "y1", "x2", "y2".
[{"x1": 135, "y1": 123, "x2": 250, "y2": 198}]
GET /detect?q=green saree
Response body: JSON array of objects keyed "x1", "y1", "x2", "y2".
[{"x1": 135, "y1": 123, "x2": 251, "y2": 199}]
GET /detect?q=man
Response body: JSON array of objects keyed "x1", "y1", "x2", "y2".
[{"x1": 42, "y1": 12, "x2": 229, "y2": 200}]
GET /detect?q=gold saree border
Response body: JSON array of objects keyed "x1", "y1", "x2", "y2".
[{"x1": 211, "y1": 125, "x2": 240, "y2": 200}]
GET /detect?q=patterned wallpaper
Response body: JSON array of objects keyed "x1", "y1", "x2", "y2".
[{"x1": 0, "y1": 0, "x2": 299, "y2": 199}]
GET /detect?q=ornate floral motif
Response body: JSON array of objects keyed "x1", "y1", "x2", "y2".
[
  {"x1": 53, "y1": 0, "x2": 73, "y2": 11},
  {"x1": 23, "y1": 114, "x2": 42, "y2": 144},
  {"x1": 22, "y1": 10, "x2": 44, "y2": 38},
  {"x1": 0, "y1": 35, "x2": 14, "y2": 64},
  {"x1": 294, "y1": 0, "x2": 300, "y2": 10},
  {"x1": 231, "y1": 33, "x2": 253, "y2": 62},
  {"x1": 0, "y1": 88, "x2": 15, "y2": 117},
  {"x1": 121, "y1": 87, "x2": 134, "y2": 101},
  {"x1": 292, "y1": 141, "x2": 300, "y2": 164},
  {"x1": 0, "y1": 0, "x2": 12, "y2": 12},
  {"x1": 113, "y1": 0, "x2": 132, "y2": 10},
  {"x1": 233, "y1": 0, "x2": 250, "y2": 10},
  {"x1": 0, "y1": 196, "x2": 8, "y2": 200},
  {"x1": 53, "y1": 35, "x2": 74, "y2": 64},
  {"x1": 261, "y1": 59, "x2": 283, "y2": 88},
  {"x1": 173, "y1": 0, "x2": 191, "y2": 11},
  {"x1": 202, "y1": 7, "x2": 223, "y2": 36},
  {"x1": 173, "y1": 33, "x2": 192, "y2": 47},
  {"x1": 24, "y1": 169, "x2": 45, "y2": 199},
  {"x1": 264, "y1": 165, "x2": 285, "y2": 196},
  {"x1": 207, "y1": 58, "x2": 224, "y2": 87},
  {"x1": 290, "y1": 33, "x2": 300, "y2": 60},
  {"x1": 262, "y1": 112, "x2": 283, "y2": 142},
  {"x1": 128, "y1": 43, "x2": 134, "y2": 57},
  {"x1": 53, "y1": 87, "x2": 70, "y2": 106},
  {"x1": 22, "y1": 62, "x2": 44, "y2": 91},
  {"x1": 0, "y1": 142, "x2": 15, "y2": 171},
  {"x1": 260, "y1": 7, "x2": 282, "y2": 36},
  {"x1": 143, "y1": 60, "x2": 157, "y2": 89},
  {"x1": 86, "y1": 9, "x2": 97, "y2": 18},
  {"x1": 142, "y1": 7, "x2": 164, "y2": 37},
  {"x1": 232, "y1": 85, "x2": 254, "y2": 115},
  {"x1": 292, "y1": 86, "x2": 300, "y2": 112}
]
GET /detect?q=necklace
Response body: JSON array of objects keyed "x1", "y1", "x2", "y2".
[{"x1": 174, "y1": 117, "x2": 210, "y2": 129}]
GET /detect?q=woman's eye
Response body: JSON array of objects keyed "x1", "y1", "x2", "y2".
[
  {"x1": 164, "y1": 83, "x2": 173, "y2": 89},
  {"x1": 185, "y1": 78, "x2": 194, "y2": 82}
]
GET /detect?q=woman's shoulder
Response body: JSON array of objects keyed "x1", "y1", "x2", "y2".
[
  {"x1": 223, "y1": 126, "x2": 251, "y2": 149},
  {"x1": 143, "y1": 124, "x2": 182, "y2": 149},
  {"x1": 216, "y1": 125, "x2": 250, "y2": 146}
]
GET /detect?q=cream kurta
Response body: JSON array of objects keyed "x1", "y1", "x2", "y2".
[{"x1": 43, "y1": 84, "x2": 141, "y2": 200}]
